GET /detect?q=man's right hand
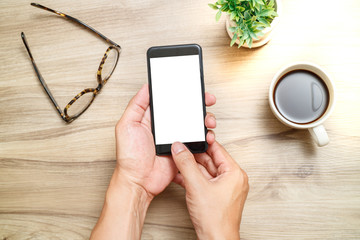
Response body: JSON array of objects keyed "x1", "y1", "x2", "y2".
[{"x1": 171, "y1": 141, "x2": 249, "y2": 240}]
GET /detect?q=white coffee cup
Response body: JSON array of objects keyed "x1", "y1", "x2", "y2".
[{"x1": 269, "y1": 62, "x2": 336, "y2": 146}]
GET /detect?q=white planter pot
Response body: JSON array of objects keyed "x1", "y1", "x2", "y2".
[{"x1": 225, "y1": 0, "x2": 281, "y2": 48}]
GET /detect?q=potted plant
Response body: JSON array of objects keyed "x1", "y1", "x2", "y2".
[{"x1": 209, "y1": 0, "x2": 281, "y2": 48}]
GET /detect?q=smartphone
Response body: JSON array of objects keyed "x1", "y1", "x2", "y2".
[{"x1": 147, "y1": 44, "x2": 208, "y2": 155}]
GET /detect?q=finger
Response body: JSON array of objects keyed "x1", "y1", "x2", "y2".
[
  {"x1": 171, "y1": 142, "x2": 205, "y2": 186},
  {"x1": 194, "y1": 151, "x2": 218, "y2": 177},
  {"x1": 140, "y1": 106, "x2": 152, "y2": 131},
  {"x1": 197, "y1": 163, "x2": 213, "y2": 180},
  {"x1": 173, "y1": 157, "x2": 214, "y2": 186},
  {"x1": 206, "y1": 141, "x2": 238, "y2": 173},
  {"x1": 205, "y1": 92, "x2": 216, "y2": 106},
  {"x1": 172, "y1": 173, "x2": 185, "y2": 188},
  {"x1": 205, "y1": 112, "x2": 216, "y2": 129},
  {"x1": 121, "y1": 84, "x2": 149, "y2": 123},
  {"x1": 206, "y1": 130, "x2": 215, "y2": 145}
]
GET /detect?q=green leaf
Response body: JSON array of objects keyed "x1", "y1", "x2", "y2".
[
  {"x1": 230, "y1": 11, "x2": 236, "y2": 20},
  {"x1": 215, "y1": 10, "x2": 222, "y2": 21},
  {"x1": 230, "y1": 33, "x2": 238, "y2": 46},
  {"x1": 249, "y1": 30, "x2": 257, "y2": 39},
  {"x1": 242, "y1": 31, "x2": 249, "y2": 40},
  {"x1": 220, "y1": 4, "x2": 228, "y2": 11},
  {"x1": 208, "y1": 3, "x2": 219, "y2": 10},
  {"x1": 238, "y1": 35, "x2": 246, "y2": 47},
  {"x1": 259, "y1": 9, "x2": 275, "y2": 17},
  {"x1": 246, "y1": 36, "x2": 253, "y2": 48},
  {"x1": 237, "y1": 28, "x2": 244, "y2": 36},
  {"x1": 251, "y1": 0, "x2": 256, "y2": 8},
  {"x1": 258, "y1": 17, "x2": 271, "y2": 27},
  {"x1": 244, "y1": 11, "x2": 251, "y2": 20},
  {"x1": 255, "y1": 31, "x2": 264, "y2": 38},
  {"x1": 268, "y1": 0, "x2": 275, "y2": 8},
  {"x1": 229, "y1": 26, "x2": 237, "y2": 32}
]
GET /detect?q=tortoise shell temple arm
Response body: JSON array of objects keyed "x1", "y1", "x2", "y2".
[
  {"x1": 31, "y1": 3, "x2": 60, "y2": 16},
  {"x1": 30, "y1": 2, "x2": 121, "y2": 49},
  {"x1": 21, "y1": 32, "x2": 65, "y2": 119}
]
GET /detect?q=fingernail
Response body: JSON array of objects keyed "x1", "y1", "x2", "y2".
[
  {"x1": 209, "y1": 131, "x2": 215, "y2": 139},
  {"x1": 210, "y1": 116, "x2": 216, "y2": 125},
  {"x1": 172, "y1": 142, "x2": 185, "y2": 155}
]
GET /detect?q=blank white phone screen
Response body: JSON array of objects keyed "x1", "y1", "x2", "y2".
[{"x1": 150, "y1": 54, "x2": 205, "y2": 145}]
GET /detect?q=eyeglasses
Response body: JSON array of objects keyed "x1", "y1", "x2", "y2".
[{"x1": 21, "y1": 3, "x2": 121, "y2": 123}]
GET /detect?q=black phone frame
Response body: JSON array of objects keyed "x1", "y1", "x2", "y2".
[{"x1": 147, "y1": 44, "x2": 208, "y2": 155}]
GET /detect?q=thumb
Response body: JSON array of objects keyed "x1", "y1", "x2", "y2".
[
  {"x1": 171, "y1": 142, "x2": 205, "y2": 186},
  {"x1": 121, "y1": 84, "x2": 149, "y2": 123}
]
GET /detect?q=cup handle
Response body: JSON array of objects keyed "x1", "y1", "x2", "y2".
[{"x1": 308, "y1": 125, "x2": 329, "y2": 147}]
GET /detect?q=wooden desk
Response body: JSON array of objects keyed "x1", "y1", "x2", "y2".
[{"x1": 1, "y1": 0, "x2": 359, "y2": 239}]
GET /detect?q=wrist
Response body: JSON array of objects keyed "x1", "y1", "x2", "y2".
[
  {"x1": 195, "y1": 223, "x2": 240, "y2": 240},
  {"x1": 90, "y1": 168, "x2": 152, "y2": 240},
  {"x1": 107, "y1": 166, "x2": 153, "y2": 210}
]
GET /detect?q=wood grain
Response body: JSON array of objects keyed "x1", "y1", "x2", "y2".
[{"x1": 1, "y1": 0, "x2": 360, "y2": 239}]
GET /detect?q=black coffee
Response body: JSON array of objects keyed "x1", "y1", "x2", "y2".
[{"x1": 274, "y1": 70, "x2": 329, "y2": 124}]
